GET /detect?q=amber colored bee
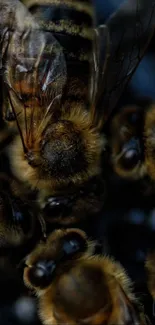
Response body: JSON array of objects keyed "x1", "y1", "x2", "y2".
[
  {"x1": 108, "y1": 103, "x2": 146, "y2": 180},
  {"x1": 23, "y1": 228, "x2": 147, "y2": 325},
  {"x1": 1, "y1": 0, "x2": 155, "y2": 225},
  {"x1": 108, "y1": 98, "x2": 155, "y2": 184}
]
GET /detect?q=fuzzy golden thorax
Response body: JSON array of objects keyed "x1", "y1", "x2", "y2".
[{"x1": 9, "y1": 104, "x2": 104, "y2": 192}]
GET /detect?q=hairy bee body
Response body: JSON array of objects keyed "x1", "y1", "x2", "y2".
[
  {"x1": 108, "y1": 100, "x2": 155, "y2": 185},
  {"x1": 1, "y1": 0, "x2": 155, "y2": 225},
  {"x1": 1, "y1": 0, "x2": 106, "y2": 225},
  {"x1": 24, "y1": 229, "x2": 147, "y2": 325},
  {"x1": 108, "y1": 104, "x2": 146, "y2": 180}
]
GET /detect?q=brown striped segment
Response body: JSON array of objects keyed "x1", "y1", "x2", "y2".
[
  {"x1": 22, "y1": 0, "x2": 94, "y2": 60},
  {"x1": 30, "y1": 3, "x2": 93, "y2": 26},
  {"x1": 22, "y1": 0, "x2": 94, "y2": 102},
  {"x1": 22, "y1": 0, "x2": 94, "y2": 17}
]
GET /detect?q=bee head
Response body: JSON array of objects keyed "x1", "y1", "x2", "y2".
[
  {"x1": 109, "y1": 106, "x2": 146, "y2": 180},
  {"x1": 41, "y1": 176, "x2": 105, "y2": 225},
  {"x1": 24, "y1": 229, "x2": 89, "y2": 290}
]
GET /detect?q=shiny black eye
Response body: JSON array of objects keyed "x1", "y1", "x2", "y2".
[
  {"x1": 120, "y1": 138, "x2": 142, "y2": 170},
  {"x1": 28, "y1": 260, "x2": 56, "y2": 288},
  {"x1": 43, "y1": 196, "x2": 73, "y2": 218},
  {"x1": 61, "y1": 232, "x2": 87, "y2": 259},
  {"x1": 121, "y1": 148, "x2": 141, "y2": 169}
]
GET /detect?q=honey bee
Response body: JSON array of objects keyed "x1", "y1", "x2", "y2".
[
  {"x1": 0, "y1": 0, "x2": 155, "y2": 225},
  {"x1": 23, "y1": 228, "x2": 148, "y2": 325},
  {"x1": 108, "y1": 97, "x2": 155, "y2": 185},
  {"x1": 108, "y1": 102, "x2": 147, "y2": 180}
]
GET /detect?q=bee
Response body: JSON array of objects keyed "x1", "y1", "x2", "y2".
[
  {"x1": 145, "y1": 252, "x2": 155, "y2": 302},
  {"x1": 108, "y1": 97, "x2": 155, "y2": 185},
  {"x1": 23, "y1": 228, "x2": 147, "y2": 325},
  {"x1": 1, "y1": 0, "x2": 155, "y2": 225},
  {"x1": 107, "y1": 102, "x2": 147, "y2": 180}
]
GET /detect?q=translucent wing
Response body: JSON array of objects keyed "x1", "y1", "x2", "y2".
[
  {"x1": 117, "y1": 287, "x2": 147, "y2": 325},
  {"x1": 0, "y1": 0, "x2": 37, "y2": 69},
  {"x1": 0, "y1": 0, "x2": 67, "y2": 151},
  {"x1": 90, "y1": 0, "x2": 155, "y2": 127},
  {"x1": 6, "y1": 28, "x2": 66, "y2": 108}
]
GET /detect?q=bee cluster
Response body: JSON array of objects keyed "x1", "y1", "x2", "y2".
[{"x1": 0, "y1": 0, "x2": 155, "y2": 324}]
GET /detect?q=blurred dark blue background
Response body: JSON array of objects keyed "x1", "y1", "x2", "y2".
[{"x1": 95, "y1": 0, "x2": 155, "y2": 100}]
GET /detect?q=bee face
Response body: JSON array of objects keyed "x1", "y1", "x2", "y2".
[
  {"x1": 109, "y1": 106, "x2": 146, "y2": 180},
  {"x1": 24, "y1": 228, "x2": 89, "y2": 290},
  {"x1": 24, "y1": 229, "x2": 146, "y2": 325},
  {"x1": 3, "y1": 0, "x2": 102, "y2": 213},
  {"x1": 40, "y1": 176, "x2": 105, "y2": 225}
]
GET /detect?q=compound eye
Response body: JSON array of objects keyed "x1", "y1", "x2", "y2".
[
  {"x1": 28, "y1": 260, "x2": 56, "y2": 288},
  {"x1": 43, "y1": 196, "x2": 73, "y2": 218},
  {"x1": 62, "y1": 232, "x2": 87, "y2": 258},
  {"x1": 121, "y1": 148, "x2": 141, "y2": 169},
  {"x1": 120, "y1": 138, "x2": 142, "y2": 170}
]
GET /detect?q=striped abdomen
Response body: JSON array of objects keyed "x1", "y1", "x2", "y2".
[{"x1": 22, "y1": 0, "x2": 95, "y2": 104}]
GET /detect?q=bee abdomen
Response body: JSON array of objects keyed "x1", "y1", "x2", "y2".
[
  {"x1": 22, "y1": 0, "x2": 94, "y2": 103},
  {"x1": 23, "y1": 0, "x2": 94, "y2": 63}
]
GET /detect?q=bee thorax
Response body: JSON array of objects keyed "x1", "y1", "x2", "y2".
[{"x1": 39, "y1": 119, "x2": 102, "y2": 180}]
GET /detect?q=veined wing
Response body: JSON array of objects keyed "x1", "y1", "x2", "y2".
[
  {"x1": 90, "y1": 0, "x2": 155, "y2": 128},
  {"x1": 1, "y1": 0, "x2": 67, "y2": 152}
]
